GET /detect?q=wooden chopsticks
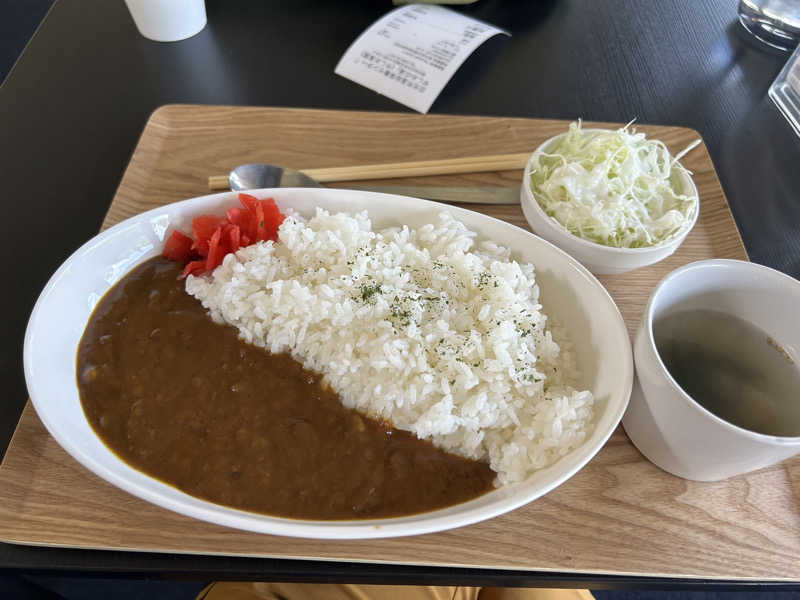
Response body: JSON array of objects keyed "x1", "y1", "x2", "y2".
[{"x1": 208, "y1": 152, "x2": 532, "y2": 190}]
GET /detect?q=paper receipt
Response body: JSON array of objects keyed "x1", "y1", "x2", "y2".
[{"x1": 335, "y1": 4, "x2": 508, "y2": 113}]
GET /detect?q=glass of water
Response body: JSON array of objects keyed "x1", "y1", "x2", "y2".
[
  {"x1": 738, "y1": 0, "x2": 800, "y2": 51},
  {"x1": 769, "y1": 44, "x2": 800, "y2": 137}
]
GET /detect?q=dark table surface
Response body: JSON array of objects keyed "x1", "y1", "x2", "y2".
[{"x1": 1, "y1": 0, "x2": 798, "y2": 588}]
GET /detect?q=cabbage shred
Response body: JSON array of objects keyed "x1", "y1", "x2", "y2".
[{"x1": 529, "y1": 121, "x2": 699, "y2": 248}]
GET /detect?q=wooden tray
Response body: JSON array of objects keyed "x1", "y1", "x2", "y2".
[{"x1": 2, "y1": 106, "x2": 798, "y2": 580}]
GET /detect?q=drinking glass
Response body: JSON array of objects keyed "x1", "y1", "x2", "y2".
[
  {"x1": 770, "y1": 44, "x2": 800, "y2": 137},
  {"x1": 738, "y1": 0, "x2": 800, "y2": 51}
]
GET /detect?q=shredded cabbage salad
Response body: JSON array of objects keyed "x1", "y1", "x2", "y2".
[{"x1": 529, "y1": 121, "x2": 699, "y2": 248}]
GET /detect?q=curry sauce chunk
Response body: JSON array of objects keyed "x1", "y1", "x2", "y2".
[{"x1": 77, "y1": 257, "x2": 495, "y2": 519}]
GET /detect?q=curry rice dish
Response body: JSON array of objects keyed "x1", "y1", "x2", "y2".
[{"x1": 77, "y1": 207, "x2": 594, "y2": 519}]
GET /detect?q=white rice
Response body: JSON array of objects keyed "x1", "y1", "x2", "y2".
[{"x1": 186, "y1": 209, "x2": 594, "y2": 486}]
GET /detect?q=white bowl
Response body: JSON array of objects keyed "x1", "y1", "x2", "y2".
[
  {"x1": 24, "y1": 188, "x2": 632, "y2": 539},
  {"x1": 624, "y1": 259, "x2": 800, "y2": 481},
  {"x1": 520, "y1": 130, "x2": 699, "y2": 275}
]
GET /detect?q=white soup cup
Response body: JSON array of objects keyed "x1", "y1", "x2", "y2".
[{"x1": 623, "y1": 259, "x2": 800, "y2": 481}]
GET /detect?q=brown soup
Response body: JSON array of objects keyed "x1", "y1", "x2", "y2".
[{"x1": 77, "y1": 257, "x2": 495, "y2": 519}]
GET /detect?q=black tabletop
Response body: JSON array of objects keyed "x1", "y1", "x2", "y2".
[{"x1": 1, "y1": 0, "x2": 798, "y2": 587}]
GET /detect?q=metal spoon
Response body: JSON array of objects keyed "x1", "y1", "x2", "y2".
[
  {"x1": 226, "y1": 163, "x2": 520, "y2": 205},
  {"x1": 229, "y1": 163, "x2": 321, "y2": 190}
]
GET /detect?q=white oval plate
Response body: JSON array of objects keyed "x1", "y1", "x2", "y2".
[{"x1": 24, "y1": 188, "x2": 632, "y2": 539}]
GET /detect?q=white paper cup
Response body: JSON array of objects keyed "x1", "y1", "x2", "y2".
[
  {"x1": 623, "y1": 259, "x2": 800, "y2": 481},
  {"x1": 124, "y1": 0, "x2": 207, "y2": 42}
]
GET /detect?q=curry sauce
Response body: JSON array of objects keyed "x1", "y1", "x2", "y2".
[{"x1": 77, "y1": 257, "x2": 495, "y2": 519}]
